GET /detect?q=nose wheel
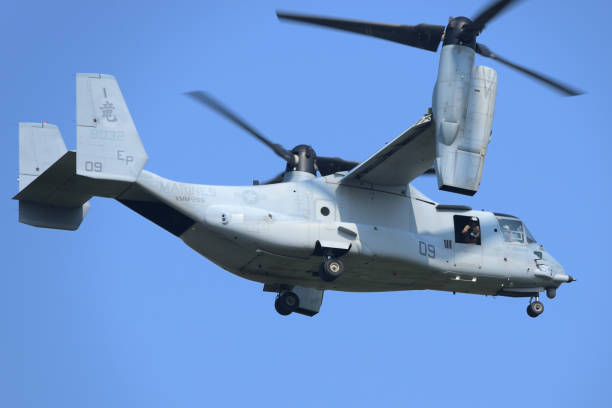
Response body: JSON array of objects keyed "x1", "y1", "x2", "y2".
[{"x1": 526, "y1": 298, "x2": 544, "y2": 318}]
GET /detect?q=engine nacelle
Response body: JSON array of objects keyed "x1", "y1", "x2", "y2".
[{"x1": 432, "y1": 45, "x2": 498, "y2": 196}]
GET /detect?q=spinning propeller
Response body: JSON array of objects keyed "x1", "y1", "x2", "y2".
[
  {"x1": 277, "y1": 0, "x2": 582, "y2": 96},
  {"x1": 185, "y1": 91, "x2": 360, "y2": 183}
]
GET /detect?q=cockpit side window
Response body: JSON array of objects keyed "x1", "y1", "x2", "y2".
[
  {"x1": 454, "y1": 215, "x2": 481, "y2": 245},
  {"x1": 525, "y1": 226, "x2": 537, "y2": 244},
  {"x1": 497, "y1": 217, "x2": 525, "y2": 244}
]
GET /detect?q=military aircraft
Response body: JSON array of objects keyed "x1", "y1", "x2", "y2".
[{"x1": 14, "y1": 0, "x2": 577, "y2": 318}]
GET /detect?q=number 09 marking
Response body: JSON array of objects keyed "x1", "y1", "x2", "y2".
[
  {"x1": 84, "y1": 161, "x2": 103, "y2": 172},
  {"x1": 419, "y1": 241, "x2": 436, "y2": 258}
]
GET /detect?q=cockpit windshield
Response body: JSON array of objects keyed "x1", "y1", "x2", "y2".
[
  {"x1": 496, "y1": 217, "x2": 526, "y2": 244},
  {"x1": 525, "y1": 225, "x2": 537, "y2": 244},
  {"x1": 495, "y1": 216, "x2": 538, "y2": 244}
]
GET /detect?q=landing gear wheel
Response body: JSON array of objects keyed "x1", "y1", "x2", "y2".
[
  {"x1": 526, "y1": 304, "x2": 536, "y2": 318},
  {"x1": 526, "y1": 300, "x2": 544, "y2": 318},
  {"x1": 319, "y1": 258, "x2": 344, "y2": 282},
  {"x1": 274, "y1": 291, "x2": 299, "y2": 316}
]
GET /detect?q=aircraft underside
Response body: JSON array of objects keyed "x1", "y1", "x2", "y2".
[{"x1": 179, "y1": 221, "x2": 543, "y2": 317}]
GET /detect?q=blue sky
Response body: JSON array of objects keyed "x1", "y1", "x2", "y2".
[{"x1": 1, "y1": 1, "x2": 611, "y2": 407}]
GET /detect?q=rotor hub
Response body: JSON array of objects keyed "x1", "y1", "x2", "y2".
[
  {"x1": 286, "y1": 144, "x2": 317, "y2": 175},
  {"x1": 443, "y1": 17, "x2": 477, "y2": 49}
]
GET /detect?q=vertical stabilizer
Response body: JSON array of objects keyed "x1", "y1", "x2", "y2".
[
  {"x1": 16, "y1": 122, "x2": 91, "y2": 230},
  {"x1": 76, "y1": 73, "x2": 148, "y2": 182},
  {"x1": 18, "y1": 122, "x2": 67, "y2": 191}
]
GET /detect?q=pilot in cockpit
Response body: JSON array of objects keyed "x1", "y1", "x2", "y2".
[
  {"x1": 502, "y1": 224, "x2": 513, "y2": 241},
  {"x1": 499, "y1": 219, "x2": 525, "y2": 243}
]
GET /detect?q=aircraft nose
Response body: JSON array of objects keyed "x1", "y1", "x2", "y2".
[
  {"x1": 552, "y1": 273, "x2": 575, "y2": 283},
  {"x1": 548, "y1": 253, "x2": 574, "y2": 283}
]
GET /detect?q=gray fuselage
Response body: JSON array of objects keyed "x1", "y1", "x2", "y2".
[{"x1": 133, "y1": 169, "x2": 566, "y2": 296}]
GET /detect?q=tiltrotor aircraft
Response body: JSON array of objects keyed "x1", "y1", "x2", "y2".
[{"x1": 14, "y1": 0, "x2": 577, "y2": 317}]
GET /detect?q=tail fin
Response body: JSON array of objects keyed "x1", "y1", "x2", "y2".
[
  {"x1": 76, "y1": 73, "x2": 148, "y2": 182},
  {"x1": 18, "y1": 122, "x2": 67, "y2": 191},
  {"x1": 15, "y1": 73, "x2": 147, "y2": 230},
  {"x1": 15, "y1": 123, "x2": 91, "y2": 230}
]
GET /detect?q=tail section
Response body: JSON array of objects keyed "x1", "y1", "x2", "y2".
[
  {"x1": 16, "y1": 123, "x2": 91, "y2": 230},
  {"x1": 76, "y1": 73, "x2": 148, "y2": 182},
  {"x1": 15, "y1": 73, "x2": 148, "y2": 230},
  {"x1": 18, "y1": 122, "x2": 67, "y2": 191}
]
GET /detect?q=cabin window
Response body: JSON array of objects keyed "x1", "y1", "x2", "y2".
[
  {"x1": 497, "y1": 217, "x2": 525, "y2": 243},
  {"x1": 454, "y1": 215, "x2": 481, "y2": 245}
]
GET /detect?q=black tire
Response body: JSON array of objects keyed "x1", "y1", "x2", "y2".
[
  {"x1": 319, "y1": 258, "x2": 344, "y2": 282},
  {"x1": 275, "y1": 291, "x2": 299, "y2": 316},
  {"x1": 526, "y1": 304, "x2": 536, "y2": 318},
  {"x1": 527, "y1": 301, "x2": 544, "y2": 318}
]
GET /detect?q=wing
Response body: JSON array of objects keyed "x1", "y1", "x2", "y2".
[{"x1": 340, "y1": 112, "x2": 434, "y2": 186}]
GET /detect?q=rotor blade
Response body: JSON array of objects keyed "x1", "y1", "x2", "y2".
[
  {"x1": 262, "y1": 171, "x2": 286, "y2": 184},
  {"x1": 470, "y1": 0, "x2": 521, "y2": 33},
  {"x1": 475, "y1": 43, "x2": 582, "y2": 96},
  {"x1": 277, "y1": 11, "x2": 445, "y2": 52},
  {"x1": 316, "y1": 156, "x2": 359, "y2": 176},
  {"x1": 185, "y1": 91, "x2": 295, "y2": 162}
]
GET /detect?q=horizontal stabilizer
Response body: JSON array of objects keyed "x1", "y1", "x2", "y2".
[
  {"x1": 15, "y1": 151, "x2": 89, "y2": 206},
  {"x1": 14, "y1": 149, "x2": 133, "y2": 204},
  {"x1": 15, "y1": 129, "x2": 136, "y2": 231}
]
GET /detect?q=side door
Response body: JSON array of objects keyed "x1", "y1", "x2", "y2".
[{"x1": 453, "y1": 214, "x2": 483, "y2": 269}]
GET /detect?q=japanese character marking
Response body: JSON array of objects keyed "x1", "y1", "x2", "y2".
[{"x1": 100, "y1": 101, "x2": 118, "y2": 122}]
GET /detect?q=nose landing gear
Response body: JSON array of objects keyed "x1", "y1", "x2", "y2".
[{"x1": 526, "y1": 297, "x2": 544, "y2": 318}]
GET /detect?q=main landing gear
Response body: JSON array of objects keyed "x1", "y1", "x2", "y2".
[
  {"x1": 274, "y1": 291, "x2": 299, "y2": 316},
  {"x1": 272, "y1": 286, "x2": 324, "y2": 316},
  {"x1": 526, "y1": 297, "x2": 544, "y2": 318},
  {"x1": 318, "y1": 257, "x2": 344, "y2": 282},
  {"x1": 312, "y1": 241, "x2": 349, "y2": 283}
]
